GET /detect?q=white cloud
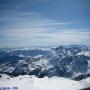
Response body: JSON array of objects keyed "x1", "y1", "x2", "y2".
[{"x1": 0, "y1": 10, "x2": 90, "y2": 47}]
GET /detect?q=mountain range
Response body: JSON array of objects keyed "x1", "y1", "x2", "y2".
[{"x1": 0, "y1": 45, "x2": 90, "y2": 80}]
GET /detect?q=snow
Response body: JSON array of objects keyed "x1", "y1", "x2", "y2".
[
  {"x1": 4, "y1": 67, "x2": 15, "y2": 73},
  {"x1": 77, "y1": 51, "x2": 90, "y2": 57},
  {"x1": 29, "y1": 58, "x2": 53, "y2": 71},
  {"x1": 80, "y1": 77, "x2": 90, "y2": 89},
  {"x1": 34, "y1": 55, "x2": 43, "y2": 58},
  {"x1": 19, "y1": 54, "x2": 25, "y2": 58},
  {"x1": 0, "y1": 75, "x2": 90, "y2": 90}
]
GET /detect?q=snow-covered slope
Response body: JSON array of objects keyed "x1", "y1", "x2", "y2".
[
  {"x1": 77, "y1": 51, "x2": 90, "y2": 57},
  {"x1": 0, "y1": 74, "x2": 90, "y2": 90}
]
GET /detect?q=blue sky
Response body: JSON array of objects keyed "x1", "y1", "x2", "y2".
[{"x1": 0, "y1": 0, "x2": 90, "y2": 48}]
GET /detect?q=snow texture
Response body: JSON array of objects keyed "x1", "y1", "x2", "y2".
[{"x1": 0, "y1": 75, "x2": 90, "y2": 90}]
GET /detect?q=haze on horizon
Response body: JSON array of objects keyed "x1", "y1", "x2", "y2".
[{"x1": 0, "y1": 0, "x2": 90, "y2": 48}]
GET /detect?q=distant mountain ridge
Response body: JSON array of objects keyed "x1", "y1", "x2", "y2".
[{"x1": 0, "y1": 45, "x2": 90, "y2": 80}]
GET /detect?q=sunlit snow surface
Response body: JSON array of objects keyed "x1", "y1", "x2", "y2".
[{"x1": 0, "y1": 75, "x2": 90, "y2": 90}]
